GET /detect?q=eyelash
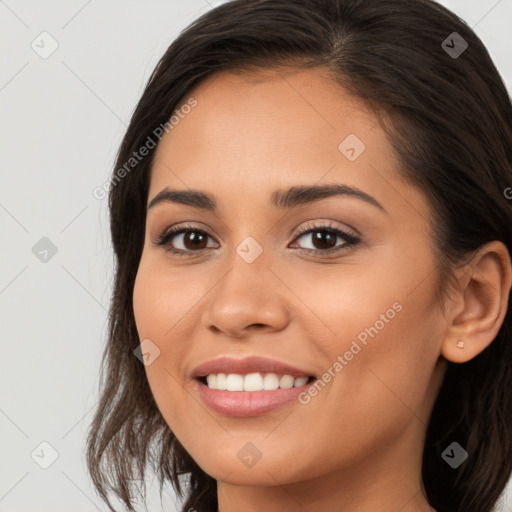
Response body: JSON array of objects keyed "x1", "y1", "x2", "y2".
[{"x1": 152, "y1": 221, "x2": 361, "y2": 257}]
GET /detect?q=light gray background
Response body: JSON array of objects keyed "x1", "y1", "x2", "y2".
[{"x1": 1, "y1": 1, "x2": 511, "y2": 511}]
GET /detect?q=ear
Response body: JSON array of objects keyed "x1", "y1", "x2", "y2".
[{"x1": 441, "y1": 241, "x2": 512, "y2": 364}]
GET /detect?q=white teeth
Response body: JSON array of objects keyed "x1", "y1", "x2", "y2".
[
  {"x1": 225, "y1": 373, "x2": 244, "y2": 391},
  {"x1": 204, "y1": 372, "x2": 311, "y2": 391},
  {"x1": 263, "y1": 373, "x2": 279, "y2": 390},
  {"x1": 216, "y1": 373, "x2": 227, "y2": 390},
  {"x1": 206, "y1": 374, "x2": 216, "y2": 389},
  {"x1": 243, "y1": 372, "x2": 263, "y2": 391},
  {"x1": 293, "y1": 377, "x2": 308, "y2": 387},
  {"x1": 279, "y1": 375, "x2": 294, "y2": 389}
]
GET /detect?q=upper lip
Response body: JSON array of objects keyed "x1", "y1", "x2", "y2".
[{"x1": 192, "y1": 356, "x2": 315, "y2": 379}]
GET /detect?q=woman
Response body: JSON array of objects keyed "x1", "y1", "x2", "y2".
[{"x1": 86, "y1": 1, "x2": 512, "y2": 511}]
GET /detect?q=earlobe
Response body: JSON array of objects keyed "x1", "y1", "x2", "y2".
[{"x1": 441, "y1": 241, "x2": 512, "y2": 364}]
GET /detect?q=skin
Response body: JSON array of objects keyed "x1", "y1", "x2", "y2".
[{"x1": 132, "y1": 67, "x2": 512, "y2": 512}]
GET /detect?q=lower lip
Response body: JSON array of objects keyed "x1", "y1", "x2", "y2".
[{"x1": 194, "y1": 378, "x2": 315, "y2": 417}]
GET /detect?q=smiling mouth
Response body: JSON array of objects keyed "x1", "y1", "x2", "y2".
[{"x1": 198, "y1": 372, "x2": 317, "y2": 391}]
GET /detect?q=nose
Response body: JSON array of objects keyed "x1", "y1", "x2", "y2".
[{"x1": 200, "y1": 251, "x2": 290, "y2": 339}]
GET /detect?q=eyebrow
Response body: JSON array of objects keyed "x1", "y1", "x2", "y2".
[{"x1": 147, "y1": 184, "x2": 387, "y2": 213}]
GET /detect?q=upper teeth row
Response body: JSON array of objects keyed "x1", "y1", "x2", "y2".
[{"x1": 206, "y1": 372, "x2": 309, "y2": 391}]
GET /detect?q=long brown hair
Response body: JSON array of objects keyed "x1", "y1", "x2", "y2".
[{"x1": 85, "y1": 1, "x2": 512, "y2": 511}]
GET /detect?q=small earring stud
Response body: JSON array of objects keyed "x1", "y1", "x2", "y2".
[{"x1": 456, "y1": 340, "x2": 464, "y2": 349}]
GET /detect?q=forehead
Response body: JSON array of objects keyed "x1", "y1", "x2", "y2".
[
  {"x1": 152, "y1": 67, "x2": 383, "y2": 175},
  {"x1": 148, "y1": 67, "x2": 430, "y2": 222}
]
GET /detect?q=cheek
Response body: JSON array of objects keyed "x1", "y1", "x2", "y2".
[
  {"x1": 285, "y1": 260, "x2": 407, "y2": 362},
  {"x1": 291, "y1": 256, "x2": 442, "y2": 422},
  {"x1": 132, "y1": 256, "x2": 202, "y2": 341},
  {"x1": 132, "y1": 259, "x2": 196, "y2": 415},
  {"x1": 320, "y1": 278, "x2": 442, "y2": 428}
]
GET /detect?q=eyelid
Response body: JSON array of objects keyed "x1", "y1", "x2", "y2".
[
  {"x1": 293, "y1": 219, "x2": 359, "y2": 239},
  {"x1": 152, "y1": 223, "x2": 217, "y2": 255}
]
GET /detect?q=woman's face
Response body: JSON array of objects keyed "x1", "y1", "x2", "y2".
[{"x1": 133, "y1": 68, "x2": 448, "y2": 488}]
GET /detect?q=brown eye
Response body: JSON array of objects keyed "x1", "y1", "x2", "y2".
[
  {"x1": 291, "y1": 223, "x2": 361, "y2": 255},
  {"x1": 178, "y1": 230, "x2": 209, "y2": 251},
  {"x1": 153, "y1": 222, "x2": 360, "y2": 257},
  {"x1": 300, "y1": 230, "x2": 338, "y2": 251},
  {"x1": 153, "y1": 224, "x2": 218, "y2": 256}
]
